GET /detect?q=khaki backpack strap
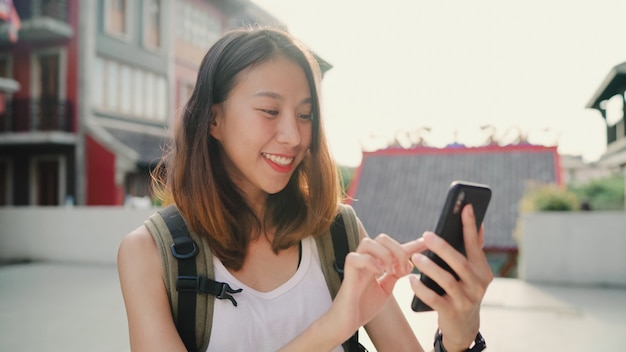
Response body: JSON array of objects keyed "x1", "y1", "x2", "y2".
[
  {"x1": 145, "y1": 206, "x2": 214, "y2": 352},
  {"x1": 316, "y1": 204, "x2": 365, "y2": 351},
  {"x1": 315, "y1": 203, "x2": 361, "y2": 299},
  {"x1": 340, "y1": 204, "x2": 361, "y2": 253}
]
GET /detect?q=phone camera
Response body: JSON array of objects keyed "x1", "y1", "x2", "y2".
[{"x1": 453, "y1": 191, "x2": 465, "y2": 214}]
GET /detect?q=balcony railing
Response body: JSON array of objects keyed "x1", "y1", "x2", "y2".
[
  {"x1": 16, "y1": 0, "x2": 68, "y2": 21},
  {"x1": 0, "y1": 97, "x2": 74, "y2": 133},
  {"x1": 1, "y1": 0, "x2": 73, "y2": 43}
]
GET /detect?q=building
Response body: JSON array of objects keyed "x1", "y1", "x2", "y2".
[
  {"x1": 346, "y1": 144, "x2": 561, "y2": 277},
  {"x1": 0, "y1": 0, "x2": 78, "y2": 206},
  {"x1": 0, "y1": 0, "x2": 325, "y2": 206},
  {"x1": 586, "y1": 61, "x2": 626, "y2": 208},
  {"x1": 559, "y1": 154, "x2": 610, "y2": 186},
  {"x1": 587, "y1": 61, "x2": 626, "y2": 170}
]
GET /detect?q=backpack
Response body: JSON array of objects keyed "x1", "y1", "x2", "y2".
[{"x1": 145, "y1": 203, "x2": 368, "y2": 352}]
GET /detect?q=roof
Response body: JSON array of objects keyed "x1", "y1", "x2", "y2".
[
  {"x1": 586, "y1": 61, "x2": 626, "y2": 110},
  {"x1": 103, "y1": 126, "x2": 168, "y2": 168},
  {"x1": 346, "y1": 144, "x2": 561, "y2": 250}
]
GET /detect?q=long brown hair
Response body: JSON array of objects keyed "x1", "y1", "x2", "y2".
[{"x1": 153, "y1": 28, "x2": 341, "y2": 270}]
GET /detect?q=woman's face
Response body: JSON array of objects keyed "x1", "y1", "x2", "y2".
[{"x1": 210, "y1": 54, "x2": 314, "y2": 204}]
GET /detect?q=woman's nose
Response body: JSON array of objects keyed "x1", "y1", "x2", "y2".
[{"x1": 276, "y1": 115, "x2": 301, "y2": 146}]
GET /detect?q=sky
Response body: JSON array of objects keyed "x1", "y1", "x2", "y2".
[{"x1": 252, "y1": 0, "x2": 626, "y2": 167}]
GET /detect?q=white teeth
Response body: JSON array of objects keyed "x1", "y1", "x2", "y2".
[{"x1": 262, "y1": 153, "x2": 293, "y2": 166}]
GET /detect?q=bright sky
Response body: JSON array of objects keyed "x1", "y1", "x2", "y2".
[{"x1": 253, "y1": 0, "x2": 626, "y2": 167}]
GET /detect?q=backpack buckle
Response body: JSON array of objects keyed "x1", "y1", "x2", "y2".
[
  {"x1": 176, "y1": 275, "x2": 200, "y2": 292},
  {"x1": 170, "y1": 238, "x2": 198, "y2": 259},
  {"x1": 216, "y1": 282, "x2": 243, "y2": 307},
  {"x1": 175, "y1": 275, "x2": 243, "y2": 307}
]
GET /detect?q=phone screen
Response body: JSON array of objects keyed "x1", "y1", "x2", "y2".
[{"x1": 411, "y1": 181, "x2": 491, "y2": 312}]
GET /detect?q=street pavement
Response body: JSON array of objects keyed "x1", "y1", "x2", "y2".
[{"x1": 1, "y1": 262, "x2": 625, "y2": 351}]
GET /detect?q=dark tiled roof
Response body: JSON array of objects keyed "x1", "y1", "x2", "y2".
[
  {"x1": 347, "y1": 145, "x2": 560, "y2": 250},
  {"x1": 104, "y1": 127, "x2": 169, "y2": 167}
]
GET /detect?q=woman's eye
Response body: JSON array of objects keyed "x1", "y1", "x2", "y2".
[
  {"x1": 259, "y1": 109, "x2": 279, "y2": 116},
  {"x1": 298, "y1": 113, "x2": 313, "y2": 121}
]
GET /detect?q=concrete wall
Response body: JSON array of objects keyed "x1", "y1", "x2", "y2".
[
  {"x1": 0, "y1": 207, "x2": 157, "y2": 265},
  {"x1": 518, "y1": 212, "x2": 626, "y2": 287},
  {"x1": 3, "y1": 207, "x2": 625, "y2": 288}
]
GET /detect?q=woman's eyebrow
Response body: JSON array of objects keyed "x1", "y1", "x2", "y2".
[
  {"x1": 254, "y1": 91, "x2": 283, "y2": 100},
  {"x1": 254, "y1": 91, "x2": 312, "y2": 106}
]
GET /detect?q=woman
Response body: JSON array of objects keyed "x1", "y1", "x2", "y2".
[{"x1": 118, "y1": 27, "x2": 492, "y2": 352}]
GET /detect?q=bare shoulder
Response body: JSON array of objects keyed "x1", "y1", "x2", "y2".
[
  {"x1": 117, "y1": 226, "x2": 185, "y2": 349},
  {"x1": 117, "y1": 225, "x2": 161, "y2": 279},
  {"x1": 118, "y1": 225, "x2": 156, "y2": 258}
]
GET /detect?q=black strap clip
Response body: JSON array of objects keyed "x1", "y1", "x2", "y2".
[
  {"x1": 215, "y1": 282, "x2": 243, "y2": 307},
  {"x1": 176, "y1": 275, "x2": 243, "y2": 307},
  {"x1": 176, "y1": 275, "x2": 201, "y2": 292}
]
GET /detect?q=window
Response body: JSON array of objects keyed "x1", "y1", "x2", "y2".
[
  {"x1": 104, "y1": 0, "x2": 131, "y2": 39},
  {"x1": 92, "y1": 57, "x2": 104, "y2": 108},
  {"x1": 144, "y1": 71, "x2": 155, "y2": 119},
  {"x1": 0, "y1": 56, "x2": 10, "y2": 77},
  {"x1": 0, "y1": 55, "x2": 13, "y2": 132},
  {"x1": 39, "y1": 0, "x2": 67, "y2": 21},
  {"x1": 131, "y1": 68, "x2": 145, "y2": 117},
  {"x1": 105, "y1": 60, "x2": 119, "y2": 110},
  {"x1": 32, "y1": 48, "x2": 67, "y2": 131},
  {"x1": 176, "y1": 3, "x2": 222, "y2": 49},
  {"x1": 30, "y1": 155, "x2": 66, "y2": 206},
  {"x1": 125, "y1": 171, "x2": 151, "y2": 197},
  {"x1": 92, "y1": 56, "x2": 167, "y2": 122},
  {"x1": 156, "y1": 76, "x2": 167, "y2": 121},
  {"x1": 37, "y1": 53, "x2": 60, "y2": 98},
  {"x1": 31, "y1": 50, "x2": 66, "y2": 97},
  {"x1": 143, "y1": 0, "x2": 161, "y2": 49},
  {"x1": 119, "y1": 65, "x2": 132, "y2": 114},
  {"x1": 0, "y1": 158, "x2": 13, "y2": 205}
]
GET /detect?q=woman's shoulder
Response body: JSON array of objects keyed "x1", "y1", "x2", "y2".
[
  {"x1": 118, "y1": 225, "x2": 159, "y2": 270},
  {"x1": 120, "y1": 225, "x2": 156, "y2": 251}
]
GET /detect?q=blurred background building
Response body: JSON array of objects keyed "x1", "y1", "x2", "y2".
[{"x1": 0, "y1": 0, "x2": 301, "y2": 206}]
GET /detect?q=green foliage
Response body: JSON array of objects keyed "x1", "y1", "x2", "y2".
[
  {"x1": 568, "y1": 175, "x2": 624, "y2": 211},
  {"x1": 337, "y1": 165, "x2": 356, "y2": 195},
  {"x1": 519, "y1": 183, "x2": 580, "y2": 212}
]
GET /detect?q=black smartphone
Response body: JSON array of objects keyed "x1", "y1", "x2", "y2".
[{"x1": 411, "y1": 181, "x2": 492, "y2": 312}]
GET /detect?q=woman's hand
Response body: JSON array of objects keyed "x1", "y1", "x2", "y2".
[
  {"x1": 409, "y1": 204, "x2": 493, "y2": 352},
  {"x1": 279, "y1": 233, "x2": 425, "y2": 352},
  {"x1": 328, "y1": 234, "x2": 425, "y2": 344}
]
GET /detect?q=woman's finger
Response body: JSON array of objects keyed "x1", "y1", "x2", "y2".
[
  {"x1": 373, "y1": 234, "x2": 414, "y2": 276},
  {"x1": 461, "y1": 205, "x2": 484, "y2": 263},
  {"x1": 421, "y1": 232, "x2": 470, "y2": 281},
  {"x1": 343, "y1": 252, "x2": 385, "y2": 280},
  {"x1": 401, "y1": 236, "x2": 427, "y2": 255},
  {"x1": 419, "y1": 233, "x2": 490, "y2": 304},
  {"x1": 358, "y1": 234, "x2": 414, "y2": 276},
  {"x1": 460, "y1": 206, "x2": 494, "y2": 289},
  {"x1": 411, "y1": 252, "x2": 465, "y2": 304},
  {"x1": 356, "y1": 237, "x2": 394, "y2": 273},
  {"x1": 408, "y1": 274, "x2": 451, "y2": 313}
]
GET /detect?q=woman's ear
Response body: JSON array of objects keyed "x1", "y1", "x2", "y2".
[{"x1": 209, "y1": 104, "x2": 222, "y2": 141}]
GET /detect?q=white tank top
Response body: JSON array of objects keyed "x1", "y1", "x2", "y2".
[{"x1": 207, "y1": 236, "x2": 344, "y2": 352}]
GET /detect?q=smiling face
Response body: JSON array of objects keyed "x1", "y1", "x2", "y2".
[{"x1": 209, "y1": 54, "x2": 314, "y2": 205}]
